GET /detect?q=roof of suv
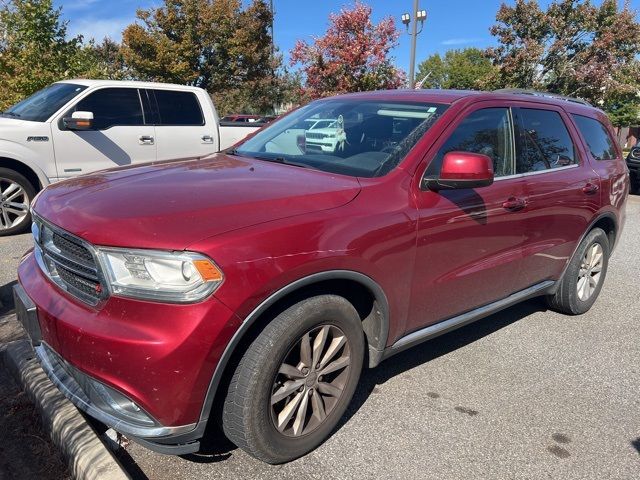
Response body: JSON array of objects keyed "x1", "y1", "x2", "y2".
[{"x1": 334, "y1": 89, "x2": 602, "y2": 117}]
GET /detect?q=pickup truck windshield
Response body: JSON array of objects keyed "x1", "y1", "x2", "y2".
[
  {"x1": 235, "y1": 99, "x2": 448, "y2": 178},
  {"x1": 3, "y1": 83, "x2": 87, "y2": 122}
]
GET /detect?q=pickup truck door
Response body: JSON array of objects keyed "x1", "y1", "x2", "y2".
[
  {"x1": 51, "y1": 87, "x2": 156, "y2": 178},
  {"x1": 149, "y1": 89, "x2": 218, "y2": 161}
]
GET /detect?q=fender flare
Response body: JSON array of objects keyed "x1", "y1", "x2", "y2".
[
  {"x1": 197, "y1": 270, "x2": 389, "y2": 427},
  {"x1": 550, "y1": 211, "x2": 618, "y2": 295}
]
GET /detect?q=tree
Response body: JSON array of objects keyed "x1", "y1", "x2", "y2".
[
  {"x1": 120, "y1": 0, "x2": 279, "y2": 114},
  {"x1": 415, "y1": 48, "x2": 497, "y2": 90},
  {"x1": 80, "y1": 38, "x2": 129, "y2": 80},
  {"x1": 487, "y1": 0, "x2": 640, "y2": 109},
  {"x1": 604, "y1": 61, "x2": 640, "y2": 142},
  {"x1": 290, "y1": 1, "x2": 404, "y2": 99},
  {"x1": 0, "y1": 0, "x2": 89, "y2": 109}
]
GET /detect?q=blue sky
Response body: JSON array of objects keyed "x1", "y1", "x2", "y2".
[{"x1": 55, "y1": 0, "x2": 640, "y2": 74}]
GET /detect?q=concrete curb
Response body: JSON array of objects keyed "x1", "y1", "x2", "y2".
[{"x1": 0, "y1": 340, "x2": 130, "y2": 480}]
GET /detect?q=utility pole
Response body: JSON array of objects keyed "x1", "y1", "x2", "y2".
[
  {"x1": 401, "y1": 3, "x2": 428, "y2": 89},
  {"x1": 409, "y1": 0, "x2": 419, "y2": 89},
  {"x1": 270, "y1": 0, "x2": 275, "y2": 57}
]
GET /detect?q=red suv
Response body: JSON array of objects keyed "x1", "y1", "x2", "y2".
[{"x1": 14, "y1": 89, "x2": 629, "y2": 463}]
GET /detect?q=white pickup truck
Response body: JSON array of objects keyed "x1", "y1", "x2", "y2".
[{"x1": 0, "y1": 80, "x2": 261, "y2": 235}]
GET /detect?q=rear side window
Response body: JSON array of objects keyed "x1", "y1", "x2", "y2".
[
  {"x1": 571, "y1": 114, "x2": 618, "y2": 160},
  {"x1": 427, "y1": 108, "x2": 514, "y2": 177},
  {"x1": 73, "y1": 88, "x2": 144, "y2": 130},
  {"x1": 515, "y1": 108, "x2": 577, "y2": 173},
  {"x1": 154, "y1": 90, "x2": 204, "y2": 126}
]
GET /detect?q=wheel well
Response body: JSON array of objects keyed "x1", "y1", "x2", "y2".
[
  {"x1": 0, "y1": 158, "x2": 42, "y2": 191},
  {"x1": 591, "y1": 215, "x2": 616, "y2": 248},
  {"x1": 208, "y1": 278, "x2": 386, "y2": 427},
  {"x1": 233, "y1": 279, "x2": 384, "y2": 364}
]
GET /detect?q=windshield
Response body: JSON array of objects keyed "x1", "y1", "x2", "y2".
[
  {"x1": 3, "y1": 83, "x2": 87, "y2": 122},
  {"x1": 234, "y1": 99, "x2": 448, "y2": 178}
]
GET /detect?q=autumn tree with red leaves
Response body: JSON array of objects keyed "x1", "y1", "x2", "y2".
[{"x1": 290, "y1": 1, "x2": 405, "y2": 99}]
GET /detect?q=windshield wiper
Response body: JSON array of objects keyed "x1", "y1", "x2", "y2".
[
  {"x1": 255, "y1": 156, "x2": 315, "y2": 170},
  {"x1": 1, "y1": 111, "x2": 20, "y2": 118}
]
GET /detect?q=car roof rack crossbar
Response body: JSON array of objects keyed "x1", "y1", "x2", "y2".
[{"x1": 493, "y1": 88, "x2": 592, "y2": 107}]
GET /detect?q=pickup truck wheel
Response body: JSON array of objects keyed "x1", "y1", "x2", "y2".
[
  {"x1": 546, "y1": 228, "x2": 609, "y2": 315},
  {"x1": 0, "y1": 168, "x2": 35, "y2": 236},
  {"x1": 222, "y1": 295, "x2": 364, "y2": 464}
]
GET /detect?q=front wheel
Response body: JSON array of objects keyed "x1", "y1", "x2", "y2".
[
  {"x1": 546, "y1": 228, "x2": 610, "y2": 315},
  {"x1": 0, "y1": 168, "x2": 35, "y2": 236},
  {"x1": 222, "y1": 295, "x2": 364, "y2": 464}
]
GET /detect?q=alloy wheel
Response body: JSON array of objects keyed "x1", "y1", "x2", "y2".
[
  {"x1": 577, "y1": 243, "x2": 604, "y2": 301},
  {"x1": 270, "y1": 324, "x2": 351, "y2": 437},
  {"x1": 0, "y1": 178, "x2": 30, "y2": 231}
]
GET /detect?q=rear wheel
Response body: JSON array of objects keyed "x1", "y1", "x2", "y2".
[
  {"x1": 0, "y1": 168, "x2": 35, "y2": 236},
  {"x1": 547, "y1": 228, "x2": 609, "y2": 315},
  {"x1": 222, "y1": 295, "x2": 364, "y2": 464},
  {"x1": 630, "y1": 173, "x2": 640, "y2": 195}
]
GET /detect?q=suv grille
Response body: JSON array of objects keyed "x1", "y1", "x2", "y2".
[
  {"x1": 306, "y1": 132, "x2": 330, "y2": 140},
  {"x1": 33, "y1": 217, "x2": 106, "y2": 306}
]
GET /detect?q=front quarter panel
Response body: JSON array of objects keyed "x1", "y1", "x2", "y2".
[
  {"x1": 0, "y1": 124, "x2": 55, "y2": 184},
  {"x1": 188, "y1": 171, "x2": 418, "y2": 348}
]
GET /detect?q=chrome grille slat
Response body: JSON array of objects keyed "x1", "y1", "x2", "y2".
[
  {"x1": 53, "y1": 233, "x2": 95, "y2": 265},
  {"x1": 44, "y1": 252, "x2": 99, "y2": 281},
  {"x1": 33, "y1": 215, "x2": 106, "y2": 306}
]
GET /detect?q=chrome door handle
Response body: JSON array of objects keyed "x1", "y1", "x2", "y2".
[
  {"x1": 502, "y1": 197, "x2": 527, "y2": 211},
  {"x1": 139, "y1": 135, "x2": 154, "y2": 145},
  {"x1": 582, "y1": 182, "x2": 599, "y2": 195},
  {"x1": 201, "y1": 135, "x2": 214, "y2": 144}
]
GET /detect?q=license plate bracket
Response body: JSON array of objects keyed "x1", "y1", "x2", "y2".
[{"x1": 13, "y1": 285, "x2": 41, "y2": 346}]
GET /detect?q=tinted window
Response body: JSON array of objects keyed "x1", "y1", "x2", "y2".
[
  {"x1": 4, "y1": 83, "x2": 87, "y2": 122},
  {"x1": 428, "y1": 108, "x2": 514, "y2": 178},
  {"x1": 154, "y1": 90, "x2": 204, "y2": 126},
  {"x1": 74, "y1": 88, "x2": 144, "y2": 129},
  {"x1": 572, "y1": 114, "x2": 618, "y2": 161},
  {"x1": 516, "y1": 109, "x2": 576, "y2": 173}
]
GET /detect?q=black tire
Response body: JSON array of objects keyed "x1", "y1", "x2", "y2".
[
  {"x1": 630, "y1": 174, "x2": 640, "y2": 195},
  {"x1": 222, "y1": 295, "x2": 365, "y2": 464},
  {"x1": 546, "y1": 228, "x2": 610, "y2": 315},
  {"x1": 0, "y1": 168, "x2": 36, "y2": 236}
]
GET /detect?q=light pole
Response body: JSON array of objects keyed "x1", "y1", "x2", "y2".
[{"x1": 401, "y1": 2, "x2": 427, "y2": 89}]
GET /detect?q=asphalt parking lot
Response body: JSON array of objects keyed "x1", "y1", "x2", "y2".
[{"x1": 1, "y1": 196, "x2": 639, "y2": 480}]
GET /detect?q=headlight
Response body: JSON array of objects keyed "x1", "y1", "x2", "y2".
[{"x1": 98, "y1": 248, "x2": 223, "y2": 303}]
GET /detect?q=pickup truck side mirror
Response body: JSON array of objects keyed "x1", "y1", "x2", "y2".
[
  {"x1": 63, "y1": 111, "x2": 94, "y2": 131},
  {"x1": 423, "y1": 151, "x2": 495, "y2": 190}
]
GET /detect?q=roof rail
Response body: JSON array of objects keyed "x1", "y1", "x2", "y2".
[{"x1": 493, "y1": 88, "x2": 592, "y2": 107}]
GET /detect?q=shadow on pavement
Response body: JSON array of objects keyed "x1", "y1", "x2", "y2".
[
  {"x1": 339, "y1": 297, "x2": 548, "y2": 430},
  {"x1": 0, "y1": 280, "x2": 17, "y2": 316},
  {"x1": 632, "y1": 438, "x2": 640, "y2": 454}
]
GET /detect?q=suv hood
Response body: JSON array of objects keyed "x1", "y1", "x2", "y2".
[{"x1": 34, "y1": 154, "x2": 361, "y2": 250}]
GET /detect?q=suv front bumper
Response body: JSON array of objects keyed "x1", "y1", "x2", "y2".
[{"x1": 17, "y1": 252, "x2": 241, "y2": 454}]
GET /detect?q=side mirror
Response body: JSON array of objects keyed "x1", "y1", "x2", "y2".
[
  {"x1": 63, "y1": 111, "x2": 94, "y2": 131},
  {"x1": 424, "y1": 151, "x2": 494, "y2": 190}
]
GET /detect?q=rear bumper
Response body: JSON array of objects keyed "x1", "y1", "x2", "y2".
[{"x1": 17, "y1": 252, "x2": 241, "y2": 454}]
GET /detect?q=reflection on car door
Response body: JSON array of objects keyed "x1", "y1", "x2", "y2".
[
  {"x1": 409, "y1": 105, "x2": 530, "y2": 332},
  {"x1": 52, "y1": 87, "x2": 156, "y2": 178},
  {"x1": 513, "y1": 105, "x2": 598, "y2": 287}
]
